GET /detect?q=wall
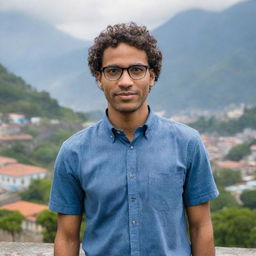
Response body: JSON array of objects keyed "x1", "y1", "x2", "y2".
[{"x1": 0, "y1": 242, "x2": 256, "y2": 256}]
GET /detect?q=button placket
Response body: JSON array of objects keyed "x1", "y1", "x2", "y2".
[{"x1": 126, "y1": 145, "x2": 140, "y2": 255}]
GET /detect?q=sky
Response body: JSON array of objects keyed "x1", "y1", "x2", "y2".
[{"x1": 0, "y1": 0, "x2": 246, "y2": 41}]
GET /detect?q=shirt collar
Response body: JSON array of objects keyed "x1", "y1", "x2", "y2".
[{"x1": 102, "y1": 106, "x2": 158, "y2": 142}]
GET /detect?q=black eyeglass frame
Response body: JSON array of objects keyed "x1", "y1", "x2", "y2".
[{"x1": 99, "y1": 64, "x2": 151, "y2": 81}]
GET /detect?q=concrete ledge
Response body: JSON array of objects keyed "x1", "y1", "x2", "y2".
[
  {"x1": 0, "y1": 242, "x2": 256, "y2": 255},
  {"x1": 0, "y1": 242, "x2": 85, "y2": 256}
]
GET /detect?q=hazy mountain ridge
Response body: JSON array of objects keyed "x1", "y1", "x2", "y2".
[
  {"x1": 151, "y1": 0, "x2": 256, "y2": 112},
  {"x1": 0, "y1": 0, "x2": 255, "y2": 114},
  {"x1": 0, "y1": 64, "x2": 87, "y2": 121}
]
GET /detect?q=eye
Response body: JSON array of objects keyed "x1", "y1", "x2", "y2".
[
  {"x1": 105, "y1": 67, "x2": 120, "y2": 75},
  {"x1": 130, "y1": 65, "x2": 145, "y2": 74}
]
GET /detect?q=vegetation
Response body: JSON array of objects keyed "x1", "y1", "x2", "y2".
[
  {"x1": 214, "y1": 168, "x2": 242, "y2": 188},
  {"x1": 240, "y1": 190, "x2": 256, "y2": 209},
  {"x1": 189, "y1": 106, "x2": 256, "y2": 135},
  {"x1": 36, "y1": 210, "x2": 86, "y2": 243},
  {"x1": 0, "y1": 64, "x2": 87, "y2": 121},
  {"x1": 211, "y1": 188, "x2": 239, "y2": 212},
  {"x1": 212, "y1": 207, "x2": 256, "y2": 248},
  {"x1": 36, "y1": 210, "x2": 57, "y2": 243},
  {"x1": 0, "y1": 209, "x2": 24, "y2": 241},
  {"x1": 20, "y1": 179, "x2": 52, "y2": 204},
  {"x1": 225, "y1": 140, "x2": 256, "y2": 161},
  {"x1": 0, "y1": 123, "x2": 79, "y2": 170}
]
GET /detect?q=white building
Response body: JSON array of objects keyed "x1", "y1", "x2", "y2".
[
  {"x1": 1, "y1": 200, "x2": 48, "y2": 233},
  {"x1": 8, "y1": 113, "x2": 28, "y2": 124},
  {"x1": 0, "y1": 163, "x2": 48, "y2": 191}
]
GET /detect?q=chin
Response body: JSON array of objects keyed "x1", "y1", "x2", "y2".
[{"x1": 114, "y1": 104, "x2": 142, "y2": 114}]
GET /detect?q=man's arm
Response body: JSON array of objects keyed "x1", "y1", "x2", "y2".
[
  {"x1": 54, "y1": 213, "x2": 83, "y2": 256},
  {"x1": 186, "y1": 201, "x2": 215, "y2": 256}
]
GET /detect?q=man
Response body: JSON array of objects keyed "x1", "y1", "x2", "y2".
[{"x1": 49, "y1": 23, "x2": 219, "y2": 256}]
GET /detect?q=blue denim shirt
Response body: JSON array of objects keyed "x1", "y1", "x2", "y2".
[{"x1": 49, "y1": 109, "x2": 218, "y2": 256}]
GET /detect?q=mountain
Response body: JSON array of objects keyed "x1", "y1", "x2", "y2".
[
  {"x1": 0, "y1": 64, "x2": 87, "y2": 121},
  {"x1": 0, "y1": 12, "x2": 105, "y2": 111},
  {"x1": 151, "y1": 0, "x2": 256, "y2": 113},
  {"x1": 0, "y1": 0, "x2": 256, "y2": 114}
]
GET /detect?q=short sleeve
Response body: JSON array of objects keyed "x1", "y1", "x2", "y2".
[
  {"x1": 183, "y1": 134, "x2": 219, "y2": 206},
  {"x1": 48, "y1": 144, "x2": 85, "y2": 214}
]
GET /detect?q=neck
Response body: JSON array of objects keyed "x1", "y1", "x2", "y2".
[{"x1": 107, "y1": 104, "x2": 149, "y2": 141}]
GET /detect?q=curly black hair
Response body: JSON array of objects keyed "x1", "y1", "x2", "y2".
[{"x1": 88, "y1": 22, "x2": 162, "y2": 81}]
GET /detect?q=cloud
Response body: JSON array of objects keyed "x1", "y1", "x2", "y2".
[{"x1": 0, "y1": 0, "x2": 247, "y2": 41}]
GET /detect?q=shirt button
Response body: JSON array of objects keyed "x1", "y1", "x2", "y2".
[
  {"x1": 131, "y1": 220, "x2": 136, "y2": 225},
  {"x1": 129, "y1": 174, "x2": 135, "y2": 178},
  {"x1": 131, "y1": 197, "x2": 136, "y2": 201},
  {"x1": 130, "y1": 145, "x2": 134, "y2": 149}
]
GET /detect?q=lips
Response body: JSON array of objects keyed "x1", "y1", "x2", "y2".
[
  {"x1": 114, "y1": 91, "x2": 138, "y2": 100},
  {"x1": 115, "y1": 91, "x2": 137, "y2": 96}
]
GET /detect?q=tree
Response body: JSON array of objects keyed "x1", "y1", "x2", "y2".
[
  {"x1": 20, "y1": 178, "x2": 51, "y2": 204},
  {"x1": 248, "y1": 226, "x2": 256, "y2": 247},
  {"x1": 0, "y1": 209, "x2": 24, "y2": 241},
  {"x1": 212, "y1": 207, "x2": 256, "y2": 247},
  {"x1": 36, "y1": 209, "x2": 57, "y2": 243},
  {"x1": 36, "y1": 210, "x2": 86, "y2": 243},
  {"x1": 211, "y1": 189, "x2": 239, "y2": 212},
  {"x1": 225, "y1": 142, "x2": 251, "y2": 161},
  {"x1": 214, "y1": 168, "x2": 242, "y2": 188},
  {"x1": 240, "y1": 189, "x2": 256, "y2": 209},
  {"x1": 31, "y1": 143, "x2": 59, "y2": 164}
]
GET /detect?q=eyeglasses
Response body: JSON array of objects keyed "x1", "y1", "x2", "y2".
[{"x1": 100, "y1": 64, "x2": 151, "y2": 81}]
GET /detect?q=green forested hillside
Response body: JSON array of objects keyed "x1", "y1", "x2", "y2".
[
  {"x1": 189, "y1": 106, "x2": 256, "y2": 135},
  {"x1": 0, "y1": 64, "x2": 87, "y2": 121}
]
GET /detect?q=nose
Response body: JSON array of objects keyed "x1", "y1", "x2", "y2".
[{"x1": 117, "y1": 69, "x2": 133, "y2": 88}]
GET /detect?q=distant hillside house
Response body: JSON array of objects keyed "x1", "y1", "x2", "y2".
[
  {"x1": 215, "y1": 160, "x2": 255, "y2": 175},
  {"x1": 0, "y1": 163, "x2": 47, "y2": 191},
  {"x1": 250, "y1": 145, "x2": 256, "y2": 158},
  {"x1": 1, "y1": 200, "x2": 48, "y2": 233},
  {"x1": 8, "y1": 113, "x2": 28, "y2": 125},
  {"x1": 0, "y1": 156, "x2": 17, "y2": 167},
  {"x1": 0, "y1": 134, "x2": 33, "y2": 142}
]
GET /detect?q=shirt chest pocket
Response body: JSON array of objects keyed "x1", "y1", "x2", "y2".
[{"x1": 148, "y1": 172, "x2": 184, "y2": 211}]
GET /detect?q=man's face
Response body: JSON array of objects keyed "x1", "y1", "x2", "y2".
[{"x1": 97, "y1": 43, "x2": 155, "y2": 114}]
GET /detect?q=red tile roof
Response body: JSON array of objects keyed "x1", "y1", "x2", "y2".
[
  {"x1": 0, "y1": 163, "x2": 47, "y2": 177},
  {"x1": 216, "y1": 161, "x2": 250, "y2": 169},
  {"x1": 0, "y1": 156, "x2": 17, "y2": 165},
  {"x1": 0, "y1": 134, "x2": 32, "y2": 141},
  {"x1": 1, "y1": 201, "x2": 48, "y2": 220},
  {"x1": 250, "y1": 145, "x2": 256, "y2": 151}
]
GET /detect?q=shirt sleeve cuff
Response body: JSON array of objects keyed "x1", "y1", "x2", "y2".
[
  {"x1": 184, "y1": 190, "x2": 219, "y2": 206},
  {"x1": 48, "y1": 201, "x2": 84, "y2": 215}
]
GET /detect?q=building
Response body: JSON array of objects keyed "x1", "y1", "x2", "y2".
[
  {"x1": 0, "y1": 156, "x2": 17, "y2": 167},
  {"x1": 0, "y1": 134, "x2": 33, "y2": 143},
  {"x1": 8, "y1": 114, "x2": 28, "y2": 125},
  {"x1": 215, "y1": 160, "x2": 255, "y2": 175},
  {"x1": 1, "y1": 200, "x2": 48, "y2": 233},
  {"x1": 0, "y1": 163, "x2": 48, "y2": 191}
]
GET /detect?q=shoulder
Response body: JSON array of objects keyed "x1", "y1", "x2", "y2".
[
  {"x1": 157, "y1": 116, "x2": 201, "y2": 143},
  {"x1": 60, "y1": 119, "x2": 103, "y2": 153}
]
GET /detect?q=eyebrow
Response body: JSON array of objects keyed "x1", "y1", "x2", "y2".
[{"x1": 103, "y1": 63, "x2": 147, "y2": 68}]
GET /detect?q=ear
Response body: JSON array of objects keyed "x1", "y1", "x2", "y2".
[
  {"x1": 97, "y1": 81, "x2": 102, "y2": 90},
  {"x1": 149, "y1": 70, "x2": 156, "y2": 87},
  {"x1": 96, "y1": 71, "x2": 103, "y2": 90}
]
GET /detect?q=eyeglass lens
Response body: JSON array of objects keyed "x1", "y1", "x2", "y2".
[{"x1": 103, "y1": 65, "x2": 148, "y2": 80}]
